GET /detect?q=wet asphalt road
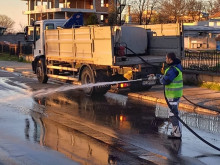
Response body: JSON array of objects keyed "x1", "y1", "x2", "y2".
[{"x1": 0, "y1": 70, "x2": 220, "y2": 165}]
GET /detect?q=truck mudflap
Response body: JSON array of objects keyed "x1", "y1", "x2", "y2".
[{"x1": 114, "y1": 75, "x2": 157, "y2": 91}]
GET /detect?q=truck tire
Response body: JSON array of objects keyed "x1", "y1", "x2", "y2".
[
  {"x1": 36, "y1": 58, "x2": 48, "y2": 83},
  {"x1": 81, "y1": 67, "x2": 95, "y2": 96},
  {"x1": 81, "y1": 67, "x2": 110, "y2": 96},
  {"x1": 95, "y1": 71, "x2": 111, "y2": 95}
]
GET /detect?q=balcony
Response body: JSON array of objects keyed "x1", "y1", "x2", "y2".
[
  {"x1": 34, "y1": 5, "x2": 48, "y2": 12},
  {"x1": 23, "y1": 0, "x2": 95, "y2": 15}
]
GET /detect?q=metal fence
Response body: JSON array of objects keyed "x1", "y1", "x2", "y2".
[
  {"x1": 182, "y1": 51, "x2": 220, "y2": 73},
  {"x1": 0, "y1": 42, "x2": 32, "y2": 56}
]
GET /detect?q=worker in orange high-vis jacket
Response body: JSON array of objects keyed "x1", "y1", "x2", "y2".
[{"x1": 160, "y1": 52, "x2": 183, "y2": 139}]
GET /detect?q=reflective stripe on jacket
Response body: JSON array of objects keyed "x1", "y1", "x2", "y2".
[{"x1": 164, "y1": 66, "x2": 183, "y2": 99}]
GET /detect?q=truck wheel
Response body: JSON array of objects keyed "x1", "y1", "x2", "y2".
[
  {"x1": 36, "y1": 58, "x2": 48, "y2": 83},
  {"x1": 81, "y1": 68, "x2": 110, "y2": 96},
  {"x1": 95, "y1": 71, "x2": 111, "y2": 95},
  {"x1": 81, "y1": 67, "x2": 95, "y2": 96}
]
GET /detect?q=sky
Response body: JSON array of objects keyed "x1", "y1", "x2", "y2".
[{"x1": 0, "y1": 0, "x2": 27, "y2": 32}]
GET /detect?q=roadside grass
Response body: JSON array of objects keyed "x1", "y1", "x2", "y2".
[
  {"x1": 184, "y1": 80, "x2": 220, "y2": 91},
  {"x1": 0, "y1": 53, "x2": 30, "y2": 63},
  {"x1": 0, "y1": 53, "x2": 19, "y2": 61},
  {"x1": 200, "y1": 82, "x2": 220, "y2": 91}
]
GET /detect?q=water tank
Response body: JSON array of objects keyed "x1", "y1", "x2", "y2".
[{"x1": 115, "y1": 26, "x2": 148, "y2": 55}]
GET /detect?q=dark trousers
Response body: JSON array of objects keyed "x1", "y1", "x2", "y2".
[{"x1": 167, "y1": 97, "x2": 180, "y2": 127}]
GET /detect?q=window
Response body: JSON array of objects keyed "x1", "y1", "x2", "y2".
[
  {"x1": 100, "y1": 15, "x2": 104, "y2": 21},
  {"x1": 101, "y1": 0, "x2": 104, "y2": 7},
  {"x1": 101, "y1": 0, "x2": 108, "y2": 7},
  {"x1": 209, "y1": 22, "x2": 214, "y2": 26},
  {"x1": 59, "y1": 3, "x2": 64, "y2": 8},
  {"x1": 45, "y1": 24, "x2": 54, "y2": 30}
]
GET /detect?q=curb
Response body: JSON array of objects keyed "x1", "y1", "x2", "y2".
[
  {"x1": 0, "y1": 66, "x2": 65, "y2": 85},
  {"x1": 0, "y1": 66, "x2": 35, "y2": 78},
  {"x1": 1, "y1": 66, "x2": 14, "y2": 72},
  {"x1": 128, "y1": 93, "x2": 219, "y2": 116}
]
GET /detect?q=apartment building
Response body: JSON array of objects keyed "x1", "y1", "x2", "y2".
[{"x1": 22, "y1": 0, "x2": 114, "y2": 25}]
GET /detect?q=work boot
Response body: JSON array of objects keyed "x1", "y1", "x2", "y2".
[{"x1": 168, "y1": 126, "x2": 182, "y2": 139}]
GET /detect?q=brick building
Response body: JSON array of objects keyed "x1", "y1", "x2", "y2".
[{"x1": 21, "y1": 0, "x2": 117, "y2": 25}]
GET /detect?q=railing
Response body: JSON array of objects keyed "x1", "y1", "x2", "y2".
[
  {"x1": 182, "y1": 50, "x2": 220, "y2": 74},
  {"x1": 0, "y1": 42, "x2": 32, "y2": 56}
]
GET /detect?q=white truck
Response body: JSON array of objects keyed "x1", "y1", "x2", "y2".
[{"x1": 24, "y1": 19, "x2": 183, "y2": 96}]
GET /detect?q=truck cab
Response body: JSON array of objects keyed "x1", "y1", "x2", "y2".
[{"x1": 25, "y1": 19, "x2": 66, "y2": 58}]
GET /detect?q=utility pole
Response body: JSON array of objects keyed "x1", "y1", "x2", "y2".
[{"x1": 116, "y1": 0, "x2": 126, "y2": 25}]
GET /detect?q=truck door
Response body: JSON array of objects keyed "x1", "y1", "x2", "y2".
[{"x1": 33, "y1": 24, "x2": 43, "y2": 57}]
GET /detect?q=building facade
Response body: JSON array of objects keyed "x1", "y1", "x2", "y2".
[
  {"x1": 22, "y1": 0, "x2": 114, "y2": 25},
  {"x1": 184, "y1": 23, "x2": 220, "y2": 50}
]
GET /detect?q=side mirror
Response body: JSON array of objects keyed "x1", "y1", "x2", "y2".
[
  {"x1": 24, "y1": 26, "x2": 34, "y2": 42},
  {"x1": 24, "y1": 26, "x2": 28, "y2": 41}
]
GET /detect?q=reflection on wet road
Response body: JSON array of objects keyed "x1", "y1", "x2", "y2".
[
  {"x1": 32, "y1": 92, "x2": 163, "y2": 164},
  {"x1": 0, "y1": 70, "x2": 220, "y2": 165},
  {"x1": 32, "y1": 90, "x2": 220, "y2": 165}
]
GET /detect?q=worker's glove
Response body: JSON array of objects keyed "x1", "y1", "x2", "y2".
[
  {"x1": 161, "y1": 63, "x2": 165, "y2": 75},
  {"x1": 156, "y1": 74, "x2": 163, "y2": 85}
]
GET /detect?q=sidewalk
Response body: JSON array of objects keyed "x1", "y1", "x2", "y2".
[
  {"x1": 0, "y1": 61, "x2": 220, "y2": 116},
  {"x1": 0, "y1": 61, "x2": 34, "y2": 77},
  {"x1": 129, "y1": 86, "x2": 220, "y2": 115}
]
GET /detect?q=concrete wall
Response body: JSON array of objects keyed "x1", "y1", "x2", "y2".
[{"x1": 183, "y1": 71, "x2": 220, "y2": 85}]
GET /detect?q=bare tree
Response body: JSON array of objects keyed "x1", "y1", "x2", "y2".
[
  {"x1": 85, "y1": 14, "x2": 99, "y2": 25},
  {"x1": 206, "y1": 0, "x2": 214, "y2": 14},
  {"x1": 195, "y1": 0, "x2": 204, "y2": 21},
  {"x1": 131, "y1": 0, "x2": 158, "y2": 25},
  {"x1": 146, "y1": 0, "x2": 158, "y2": 24},
  {"x1": 185, "y1": 0, "x2": 204, "y2": 22},
  {"x1": 213, "y1": 0, "x2": 220, "y2": 13},
  {"x1": 207, "y1": 0, "x2": 220, "y2": 15},
  {"x1": 108, "y1": 0, "x2": 117, "y2": 25},
  {"x1": 18, "y1": 22, "x2": 26, "y2": 33},
  {"x1": 150, "y1": 12, "x2": 168, "y2": 24},
  {"x1": 0, "y1": 15, "x2": 15, "y2": 33},
  {"x1": 131, "y1": 0, "x2": 146, "y2": 25},
  {"x1": 159, "y1": 0, "x2": 186, "y2": 23}
]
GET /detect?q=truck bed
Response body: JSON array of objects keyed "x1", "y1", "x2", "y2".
[
  {"x1": 45, "y1": 24, "x2": 182, "y2": 67},
  {"x1": 45, "y1": 26, "x2": 114, "y2": 66}
]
